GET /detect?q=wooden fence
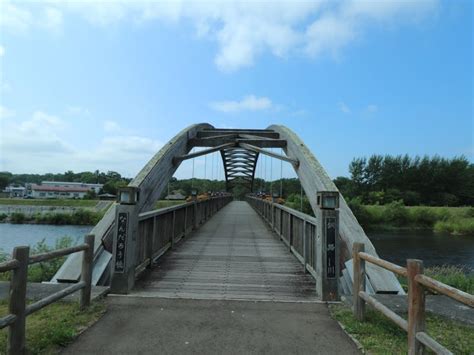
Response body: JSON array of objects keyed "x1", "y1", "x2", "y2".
[
  {"x1": 135, "y1": 195, "x2": 233, "y2": 276},
  {"x1": 246, "y1": 196, "x2": 319, "y2": 279},
  {"x1": 353, "y1": 242, "x2": 474, "y2": 355},
  {"x1": 0, "y1": 234, "x2": 95, "y2": 355}
]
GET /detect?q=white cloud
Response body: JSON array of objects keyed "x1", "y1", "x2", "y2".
[
  {"x1": 0, "y1": 45, "x2": 4, "y2": 57},
  {"x1": 0, "y1": 109, "x2": 163, "y2": 175},
  {"x1": 210, "y1": 95, "x2": 273, "y2": 113},
  {"x1": 366, "y1": 104, "x2": 378, "y2": 113},
  {"x1": 0, "y1": 105, "x2": 15, "y2": 119},
  {"x1": 66, "y1": 106, "x2": 90, "y2": 116},
  {"x1": 42, "y1": 7, "x2": 63, "y2": 30},
  {"x1": 0, "y1": 0, "x2": 439, "y2": 71},
  {"x1": 103, "y1": 120, "x2": 120, "y2": 132},
  {"x1": 339, "y1": 101, "x2": 351, "y2": 114}
]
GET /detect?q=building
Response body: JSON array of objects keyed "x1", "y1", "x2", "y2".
[
  {"x1": 29, "y1": 184, "x2": 91, "y2": 199},
  {"x1": 40, "y1": 181, "x2": 103, "y2": 194},
  {"x1": 3, "y1": 185, "x2": 27, "y2": 198},
  {"x1": 26, "y1": 181, "x2": 103, "y2": 199}
]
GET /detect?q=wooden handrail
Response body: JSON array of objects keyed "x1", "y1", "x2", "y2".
[
  {"x1": 415, "y1": 274, "x2": 474, "y2": 307},
  {"x1": 0, "y1": 259, "x2": 20, "y2": 273},
  {"x1": 358, "y1": 252, "x2": 407, "y2": 277},
  {"x1": 352, "y1": 242, "x2": 471, "y2": 355},
  {"x1": 29, "y1": 243, "x2": 89, "y2": 265},
  {"x1": 1, "y1": 234, "x2": 95, "y2": 354}
]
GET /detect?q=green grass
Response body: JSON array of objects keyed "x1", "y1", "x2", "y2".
[
  {"x1": 4, "y1": 209, "x2": 103, "y2": 226},
  {"x1": 349, "y1": 201, "x2": 474, "y2": 235},
  {"x1": 0, "y1": 300, "x2": 106, "y2": 354},
  {"x1": 0, "y1": 198, "x2": 99, "y2": 207},
  {"x1": 330, "y1": 304, "x2": 474, "y2": 354},
  {"x1": 155, "y1": 200, "x2": 186, "y2": 209}
]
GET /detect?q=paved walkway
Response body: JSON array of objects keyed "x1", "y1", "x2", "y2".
[
  {"x1": 132, "y1": 201, "x2": 317, "y2": 302},
  {"x1": 63, "y1": 297, "x2": 360, "y2": 355}
]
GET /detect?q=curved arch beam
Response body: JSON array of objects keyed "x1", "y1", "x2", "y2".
[
  {"x1": 267, "y1": 124, "x2": 403, "y2": 294},
  {"x1": 53, "y1": 123, "x2": 214, "y2": 284}
]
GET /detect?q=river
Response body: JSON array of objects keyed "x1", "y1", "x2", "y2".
[
  {"x1": 1, "y1": 224, "x2": 473, "y2": 271},
  {"x1": 0, "y1": 223, "x2": 92, "y2": 254}
]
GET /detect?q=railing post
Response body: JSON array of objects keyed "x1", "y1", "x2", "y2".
[
  {"x1": 352, "y1": 243, "x2": 365, "y2": 321},
  {"x1": 407, "y1": 259, "x2": 425, "y2": 355},
  {"x1": 193, "y1": 201, "x2": 198, "y2": 230},
  {"x1": 303, "y1": 220, "x2": 307, "y2": 273},
  {"x1": 8, "y1": 246, "x2": 29, "y2": 355},
  {"x1": 170, "y1": 210, "x2": 176, "y2": 249},
  {"x1": 315, "y1": 191, "x2": 340, "y2": 301},
  {"x1": 147, "y1": 216, "x2": 156, "y2": 269},
  {"x1": 80, "y1": 234, "x2": 95, "y2": 309},
  {"x1": 111, "y1": 187, "x2": 140, "y2": 294}
]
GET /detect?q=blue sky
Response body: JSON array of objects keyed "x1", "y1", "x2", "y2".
[{"x1": 0, "y1": 0, "x2": 472, "y2": 180}]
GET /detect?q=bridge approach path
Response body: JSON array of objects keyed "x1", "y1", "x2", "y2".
[{"x1": 63, "y1": 201, "x2": 360, "y2": 354}]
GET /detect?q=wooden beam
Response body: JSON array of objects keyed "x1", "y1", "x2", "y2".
[
  {"x1": 198, "y1": 131, "x2": 279, "y2": 138},
  {"x1": 239, "y1": 143, "x2": 299, "y2": 166},
  {"x1": 173, "y1": 143, "x2": 235, "y2": 164},
  {"x1": 190, "y1": 138, "x2": 286, "y2": 148}
]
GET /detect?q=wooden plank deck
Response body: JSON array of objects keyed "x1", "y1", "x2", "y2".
[{"x1": 131, "y1": 201, "x2": 318, "y2": 302}]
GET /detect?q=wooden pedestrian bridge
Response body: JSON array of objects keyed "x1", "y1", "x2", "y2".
[
  {"x1": 3, "y1": 125, "x2": 472, "y2": 354},
  {"x1": 52, "y1": 124, "x2": 403, "y2": 298}
]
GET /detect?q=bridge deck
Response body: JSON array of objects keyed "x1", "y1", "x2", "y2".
[{"x1": 132, "y1": 201, "x2": 318, "y2": 302}]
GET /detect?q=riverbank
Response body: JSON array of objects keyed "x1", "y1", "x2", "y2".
[
  {"x1": 350, "y1": 201, "x2": 474, "y2": 235},
  {"x1": 0, "y1": 198, "x2": 100, "y2": 207},
  {"x1": 0, "y1": 209, "x2": 103, "y2": 225}
]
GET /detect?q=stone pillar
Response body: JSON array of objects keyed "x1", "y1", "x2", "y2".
[
  {"x1": 111, "y1": 187, "x2": 140, "y2": 294},
  {"x1": 315, "y1": 191, "x2": 340, "y2": 301}
]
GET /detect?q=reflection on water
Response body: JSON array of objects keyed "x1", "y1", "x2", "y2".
[
  {"x1": 368, "y1": 229, "x2": 474, "y2": 271},
  {"x1": 0, "y1": 223, "x2": 92, "y2": 254}
]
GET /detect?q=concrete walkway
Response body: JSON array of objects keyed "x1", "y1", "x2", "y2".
[{"x1": 62, "y1": 297, "x2": 360, "y2": 355}]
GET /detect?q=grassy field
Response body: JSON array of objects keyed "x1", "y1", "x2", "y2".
[
  {"x1": 155, "y1": 200, "x2": 186, "y2": 209},
  {"x1": 350, "y1": 202, "x2": 474, "y2": 235},
  {"x1": 330, "y1": 304, "x2": 474, "y2": 354},
  {"x1": 0, "y1": 198, "x2": 99, "y2": 207},
  {"x1": 0, "y1": 300, "x2": 106, "y2": 354}
]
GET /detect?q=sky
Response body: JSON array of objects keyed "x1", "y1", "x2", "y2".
[{"x1": 0, "y1": 0, "x2": 472, "y2": 181}]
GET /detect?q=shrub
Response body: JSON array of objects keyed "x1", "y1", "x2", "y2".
[
  {"x1": 10, "y1": 212, "x2": 26, "y2": 224},
  {"x1": 28, "y1": 236, "x2": 73, "y2": 282},
  {"x1": 0, "y1": 213, "x2": 7, "y2": 222},
  {"x1": 408, "y1": 207, "x2": 438, "y2": 227},
  {"x1": 382, "y1": 200, "x2": 409, "y2": 226},
  {"x1": 434, "y1": 218, "x2": 474, "y2": 235}
]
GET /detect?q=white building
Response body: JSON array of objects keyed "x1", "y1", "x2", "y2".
[
  {"x1": 4, "y1": 185, "x2": 27, "y2": 198},
  {"x1": 40, "y1": 181, "x2": 103, "y2": 194},
  {"x1": 27, "y1": 181, "x2": 103, "y2": 199}
]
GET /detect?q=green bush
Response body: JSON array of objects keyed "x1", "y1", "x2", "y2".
[
  {"x1": 434, "y1": 218, "x2": 474, "y2": 236},
  {"x1": 382, "y1": 200, "x2": 409, "y2": 226},
  {"x1": 28, "y1": 237, "x2": 73, "y2": 282},
  {"x1": 10, "y1": 212, "x2": 26, "y2": 224},
  {"x1": 0, "y1": 213, "x2": 7, "y2": 222},
  {"x1": 408, "y1": 207, "x2": 438, "y2": 227},
  {"x1": 425, "y1": 265, "x2": 474, "y2": 294}
]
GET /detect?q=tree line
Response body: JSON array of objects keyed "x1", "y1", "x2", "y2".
[{"x1": 335, "y1": 155, "x2": 473, "y2": 206}]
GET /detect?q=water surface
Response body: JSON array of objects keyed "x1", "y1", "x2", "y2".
[
  {"x1": 368, "y1": 229, "x2": 474, "y2": 271},
  {"x1": 0, "y1": 223, "x2": 92, "y2": 254}
]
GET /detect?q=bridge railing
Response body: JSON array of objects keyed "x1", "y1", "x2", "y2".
[
  {"x1": 352, "y1": 242, "x2": 474, "y2": 355},
  {"x1": 246, "y1": 195, "x2": 320, "y2": 278},
  {"x1": 134, "y1": 195, "x2": 233, "y2": 276},
  {"x1": 0, "y1": 234, "x2": 94, "y2": 354}
]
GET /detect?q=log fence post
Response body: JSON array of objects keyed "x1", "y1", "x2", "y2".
[
  {"x1": 80, "y1": 234, "x2": 95, "y2": 309},
  {"x1": 8, "y1": 246, "x2": 29, "y2": 355},
  {"x1": 352, "y1": 243, "x2": 365, "y2": 321},
  {"x1": 407, "y1": 259, "x2": 425, "y2": 355}
]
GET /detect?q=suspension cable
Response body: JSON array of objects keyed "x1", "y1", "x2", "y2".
[
  {"x1": 270, "y1": 148, "x2": 273, "y2": 196},
  {"x1": 191, "y1": 148, "x2": 195, "y2": 189},
  {"x1": 280, "y1": 148, "x2": 283, "y2": 197}
]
